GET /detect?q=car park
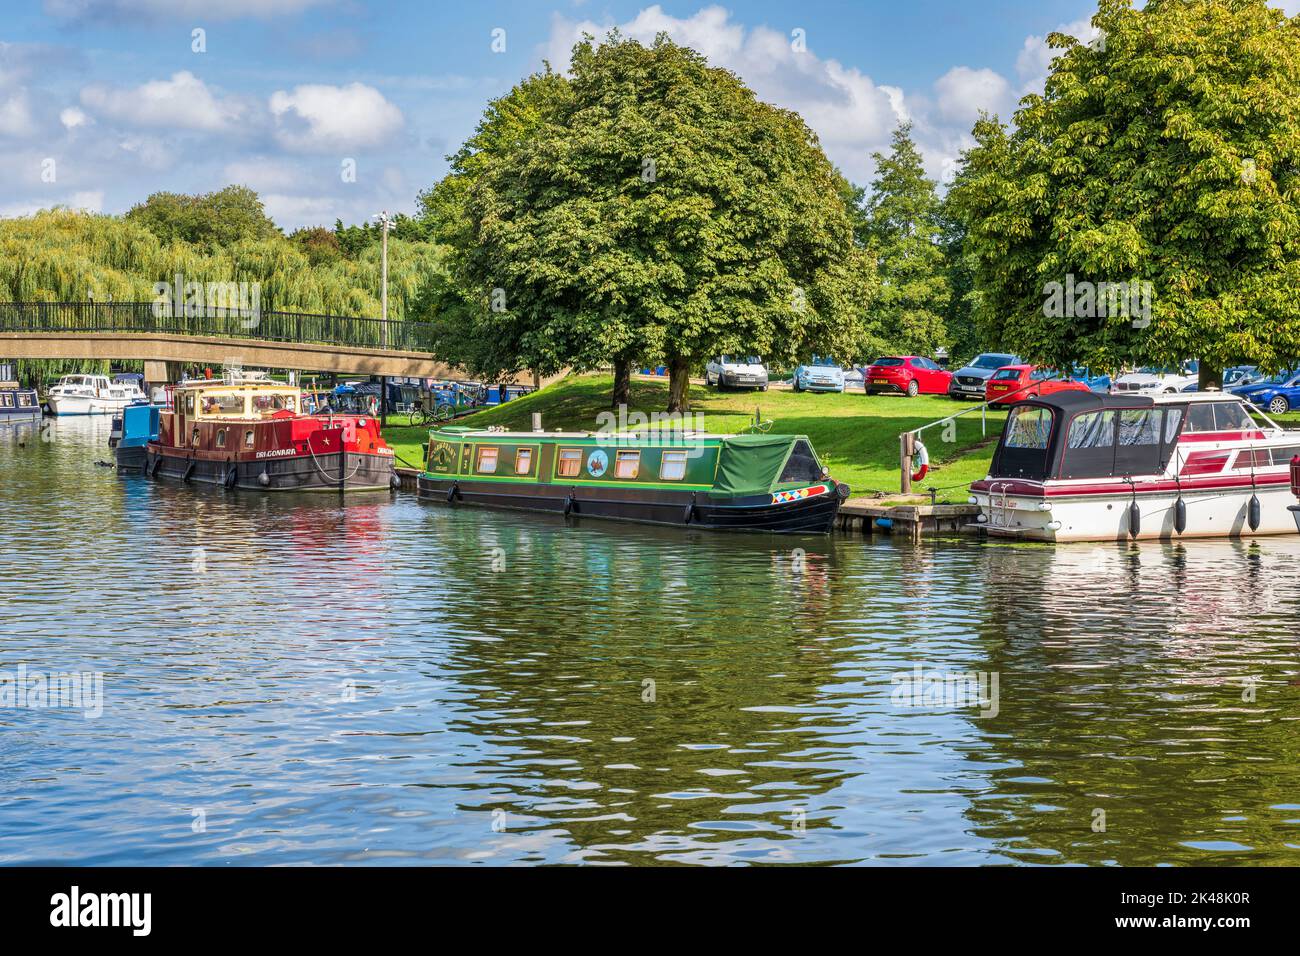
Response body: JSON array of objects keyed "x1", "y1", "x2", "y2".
[
  {"x1": 985, "y1": 365, "x2": 1091, "y2": 405},
  {"x1": 705, "y1": 355, "x2": 769, "y2": 391},
  {"x1": 1231, "y1": 369, "x2": 1300, "y2": 415},
  {"x1": 948, "y1": 352, "x2": 1021, "y2": 400},
  {"x1": 792, "y1": 356, "x2": 845, "y2": 393}
]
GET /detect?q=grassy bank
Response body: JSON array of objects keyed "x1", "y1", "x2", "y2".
[{"x1": 382, "y1": 374, "x2": 1006, "y2": 503}]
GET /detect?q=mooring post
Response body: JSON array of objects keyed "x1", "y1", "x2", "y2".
[{"x1": 900, "y1": 432, "x2": 914, "y2": 495}]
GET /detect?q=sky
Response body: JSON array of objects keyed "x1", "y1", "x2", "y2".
[{"x1": 1, "y1": 0, "x2": 1297, "y2": 230}]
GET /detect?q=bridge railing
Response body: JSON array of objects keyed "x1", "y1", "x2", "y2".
[{"x1": 0, "y1": 302, "x2": 436, "y2": 352}]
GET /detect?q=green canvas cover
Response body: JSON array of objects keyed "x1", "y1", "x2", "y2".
[{"x1": 713, "y1": 434, "x2": 799, "y2": 497}]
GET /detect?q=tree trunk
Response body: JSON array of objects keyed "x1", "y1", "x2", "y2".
[
  {"x1": 611, "y1": 356, "x2": 632, "y2": 409},
  {"x1": 1198, "y1": 363, "x2": 1223, "y2": 392},
  {"x1": 667, "y1": 355, "x2": 691, "y2": 413}
]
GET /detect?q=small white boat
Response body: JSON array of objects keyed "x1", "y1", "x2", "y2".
[
  {"x1": 46, "y1": 374, "x2": 146, "y2": 416},
  {"x1": 970, "y1": 390, "x2": 1300, "y2": 542}
]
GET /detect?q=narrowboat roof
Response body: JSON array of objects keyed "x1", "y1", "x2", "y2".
[{"x1": 429, "y1": 427, "x2": 808, "y2": 445}]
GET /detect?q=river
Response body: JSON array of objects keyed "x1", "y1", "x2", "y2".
[{"x1": 2, "y1": 416, "x2": 1299, "y2": 865}]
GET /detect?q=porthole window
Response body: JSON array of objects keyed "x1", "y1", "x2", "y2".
[{"x1": 215, "y1": 429, "x2": 227, "y2": 449}]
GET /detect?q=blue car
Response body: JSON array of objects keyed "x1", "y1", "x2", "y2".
[
  {"x1": 1070, "y1": 366, "x2": 1112, "y2": 393},
  {"x1": 793, "y1": 356, "x2": 846, "y2": 393},
  {"x1": 1231, "y1": 369, "x2": 1300, "y2": 415}
]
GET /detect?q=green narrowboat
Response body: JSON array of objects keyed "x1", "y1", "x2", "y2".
[{"x1": 417, "y1": 428, "x2": 849, "y2": 533}]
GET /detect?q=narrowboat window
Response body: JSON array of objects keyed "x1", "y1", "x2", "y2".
[
  {"x1": 202, "y1": 393, "x2": 245, "y2": 416},
  {"x1": 1067, "y1": 410, "x2": 1116, "y2": 449},
  {"x1": 660, "y1": 450, "x2": 689, "y2": 481},
  {"x1": 1213, "y1": 402, "x2": 1254, "y2": 432},
  {"x1": 215, "y1": 429, "x2": 227, "y2": 449},
  {"x1": 191, "y1": 426, "x2": 201, "y2": 446},
  {"x1": 184, "y1": 393, "x2": 195, "y2": 415},
  {"x1": 17, "y1": 393, "x2": 34, "y2": 407},
  {"x1": 476, "y1": 447, "x2": 499, "y2": 474},
  {"x1": 615, "y1": 450, "x2": 641, "y2": 479},
  {"x1": 778, "y1": 440, "x2": 823, "y2": 482},
  {"x1": 254, "y1": 393, "x2": 296, "y2": 414},
  {"x1": 1185, "y1": 403, "x2": 1217, "y2": 433},
  {"x1": 244, "y1": 430, "x2": 255, "y2": 448},
  {"x1": 1118, "y1": 408, "x2": 1161, "y2": 446},
  {"x1": 1007, "y1": 407, "x2": 1054, "y2": 449},
  {"x1": 515, "y1": 448, "x2": 533, "y2": 475},
  {"x1": 0, "y1": 394, "x2": 12, "y2": 407},
  {"x1": 557, "y1": 448, "x2": 582, "y2": 477}
]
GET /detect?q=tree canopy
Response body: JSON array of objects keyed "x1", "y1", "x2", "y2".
[
  {"x1": 433, "y1": 32, "x2": 876, "y2": 410},
  {"x1": 948, "y1": 0, "x2": 1300, "y2": 379},
  {"x1": 125, "y1": 185, "x2": 281, "y2": 249}
]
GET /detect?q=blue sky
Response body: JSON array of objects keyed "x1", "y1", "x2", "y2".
[{"x1": 1, "y1": 1, "x2": 1295, "y2": 229}]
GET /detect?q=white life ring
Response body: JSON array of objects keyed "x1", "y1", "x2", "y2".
[{"x1": 911, "y1": 440, "x2": 930, "y2": 482}]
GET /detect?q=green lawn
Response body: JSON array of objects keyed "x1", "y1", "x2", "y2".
[{"x1": 382, "y1": 374, "x2": 1007, "y2": 503}]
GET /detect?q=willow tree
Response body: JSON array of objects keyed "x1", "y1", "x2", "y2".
[
  {"x1": 947, "y1": 0, "x2": 1300, "y2": 384},
  {"x1": 457, "y1": 32, "x2": 874, "y2": 412}
]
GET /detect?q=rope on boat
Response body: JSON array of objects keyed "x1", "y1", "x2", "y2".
[{"x1": 305, "y1": 438, "x2": 364, "y2": 485}]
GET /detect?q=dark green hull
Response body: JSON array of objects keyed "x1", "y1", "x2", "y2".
[{"x1": 417, "y1": 474, "x2": 846, "y2": 533}]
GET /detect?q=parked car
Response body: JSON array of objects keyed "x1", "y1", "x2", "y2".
[
  {"x1": 948, "y1": 352, "x2": 1021, "y2": 400},
  {"x1": 705, "y1": 355, "x2": 769, "y2": 391},
  {"x1": 843, "y1": 367, "x2": 865, "y2": 389},
  {"x1": 1224, "y1": 365, "x2": 1264, "y2": 388},
  {"x1": 792, "y1": 356, "x2": 845, "y2": 393},
  {"x1": 1070, "y1": 366, "x2": 1113, "y2": 393},
  {"x1": 1231, "y1": 369, "x2": 1300, "y2": 415},
  {"x1": 985, "y1": 365, "x2": 1091, "y2": 405},
  {"x1": 865, "y1": 356, "x2": 953, "y2": 397},
  {"x1": 1112, "y1": 361, "x2": 1199, "y2": 394}
]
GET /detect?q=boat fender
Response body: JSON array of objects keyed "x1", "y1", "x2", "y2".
[
  {"x1": 1248, "y1": 494, "x2": 1262, "y2": 532},
  {"x1": 564, "y1": 487, "x2": 578, "y2": 517},
  {"x1": 182, "y1": 460, "x2": 196, "y2": 484},
  {"x1": 389, "y1": 473, "x2": 402, "y2": 490},
  {"x1": 1128, "y1": 498, "x2": 1141, "y2": 538},
  {"x1": 911, "y1": 440, "x2": 930, "y2": 483},
  {"x1": 224, "y1": 465, "x2": 238, "y2": 488},
  {"x1": 684, "y1": 491, "x2": 697, "y2": 525},
  {"x1": 447, "y1": 481, "x2": 458, "y2": 503},
  {"x1": 257, "y1": 471, "x2": 270, "y2": 487},
  {"x1": 1174, "y1": 497, "x2": 1187, "y2": 535}
]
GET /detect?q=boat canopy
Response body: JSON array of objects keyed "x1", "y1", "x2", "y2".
[
  {"x1": 714, "y1": 434, "x2": 824, "y2": 496},
  {"x1": 990, "y1": 391, "x2": 1185, "y2": 481}
]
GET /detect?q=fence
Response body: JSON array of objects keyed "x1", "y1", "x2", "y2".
[{"x1": 0, "y1": 301, "x2": 436, "y2": 353}]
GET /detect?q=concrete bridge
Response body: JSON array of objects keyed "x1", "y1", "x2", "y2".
[{"x1": 0, "y1": 301, "x2": 485, "y2": 384}]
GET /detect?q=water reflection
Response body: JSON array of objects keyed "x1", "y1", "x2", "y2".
[{"x1": 1, "y1": 421, "x2": 1299, "y2": 864}]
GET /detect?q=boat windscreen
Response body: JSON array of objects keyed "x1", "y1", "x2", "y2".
[{"x1": 990, "y1": 405, "x2": 1056, "y2": 480}]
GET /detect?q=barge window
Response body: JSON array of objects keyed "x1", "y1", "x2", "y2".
[
  {"x1": 1067, "y1": 410, "x2": 1116, "y2": 449},
  {"x1": 203, "y1": 393, "x2": 245, "y2": 416},
  {"x1": 254, "y1": 393, "x2": 296, "y2": 414},
  {"x1": 244, "y1": 430, "x2": 255, "y2": 448},
  {"x1": 778, "y1": 440, "x2": 823, "y2": 482},
  {"x1": 215, "y1": 429, "x2": 227, "y2": 449},
  {"x1": 17, "y1": 392, "x2": 34, "y2": 407},
  {"x1": 514, "y1": 448, "x2": 533, "y2": 475},
  {"x1": 476, "y1": 447, "x2": 499, "y2": 474},
  {"x1": 660, "y1": 450, "x2": 689, "y2": 481},
  {"x1": 191, "y1": 426, "x2": 201, "y2": 446},
  {"x1": 557, "y1": 448, "x2": 582, "y2": 477},
  {"x1": 0, "y1": 394, "x2": 11, "y2": 407},
  {"x1": 1007, "y1": 407, "x2": 1054, "y2": 449},
  {"x1": 615, "y1": 450, "x2": 641, "y2": 479},
  {"x1": 1271, "y1": 445, "x2": 1300, "y2": 466}
]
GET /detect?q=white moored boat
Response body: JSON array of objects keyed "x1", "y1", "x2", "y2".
[
  {"x1": 970, "y1": 390, "x2": 1300, "y2": 542},
  {"x1": 46, "y1": 374, "x2": 146, "y2": 416}
]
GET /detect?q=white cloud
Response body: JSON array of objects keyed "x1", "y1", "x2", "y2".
[
  {"x1": 933, "y1": 67, "x2": 1013, "y2": 128},
  {"x1": 1016, "y1": 17, "x2": 1101, "y2": 93},
  {"x1": 0, "y1": 190, "x2": 103, "y2": 217},
  {"x1": 261, "y1": 193, "x2": 339, "y2": 225},
  {"x1": 224, "y1": 157, "x2": 304, "y2": 192},
  {"x1": 80, "y1": 71, "x2": 246, "y2": 132},
  {"x1": 1280, "y1": 2, "x2": 1300, "y2": 15},
  {"x1": 44, "y1": 0, "x2": 329, "y2": 21},
  {"x1": 269, "y1": 82, "x2": 403, "y2": 152},
  {"x1": 59, "y1": 106, "x2": 89, "y2": 129},
  {"x1": 0, "y1": 90, "x2": 36, "y2": 138}
]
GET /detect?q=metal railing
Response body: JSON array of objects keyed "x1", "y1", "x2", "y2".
[{"x1": 0, "y1": 301, "x2": 436, "y2": 352}]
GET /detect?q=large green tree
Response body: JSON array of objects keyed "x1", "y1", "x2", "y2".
[
  {"x1": 125, "y1": 185, "x2": 280, "y2": 248},
  {"x1": 862, "y1": 122, "x2": 950, "y2": 358},
  {"x1": 948, "y1": 0, "x2": 1300, "y2": 384},
  {"x1": 448, "y1": 32, "x2": 875, "y2": 412}
]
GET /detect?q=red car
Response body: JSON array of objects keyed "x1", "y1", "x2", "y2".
[
  {"x1": 984, "y1": 365, "x2": 1091, "y2": 405},
  {"x1": 864, "y1": 356, "x2": 952, "y2": 397}
]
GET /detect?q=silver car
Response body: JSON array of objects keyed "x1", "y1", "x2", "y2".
[
  {"x1": 705, "y1": 355, "x2": 769, "y2": 391},
  {"x1": 947, "y1": 352, "x2": 1021, "y2": 400}
]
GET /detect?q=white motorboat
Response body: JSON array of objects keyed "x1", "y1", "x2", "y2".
[
  {"x1": 970, "y1": 390, "x2": 1300, "y2": 542},
  {"x1": 46, "y1": 374, "x2": 146, "y2": 416}
]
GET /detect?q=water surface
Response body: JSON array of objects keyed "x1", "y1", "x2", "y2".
[{"x1": 2, "y1": 417, "x2": 1299, "y2": 865}]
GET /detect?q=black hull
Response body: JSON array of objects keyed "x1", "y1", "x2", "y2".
[
  {"x1": 116, "y1": 445, "x2": 148, "y2": 474},
  {"x1": 416, "y1": 475, "x2": 845, "y2": 534},
  {"x1": 145, "y1": 449, "x2": 397, "y2": 492}
]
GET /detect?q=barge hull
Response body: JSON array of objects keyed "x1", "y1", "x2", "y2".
[
  {"x1": 416, "y1": 475, "x2": 844, "y2": 533},
  {"x1": 146, "y1": 449, "x2": 396, "y2": 492}
]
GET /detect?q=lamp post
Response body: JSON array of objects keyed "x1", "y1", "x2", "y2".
[{"x1": 373, "y1": 211, "x2": 397, "y2": 428}]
